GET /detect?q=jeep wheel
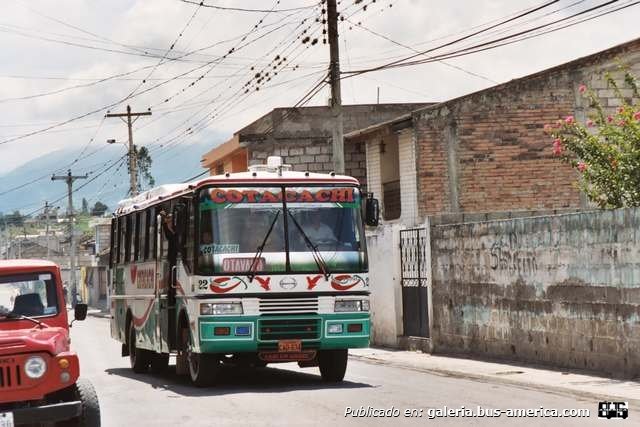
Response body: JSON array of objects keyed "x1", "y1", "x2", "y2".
[
  {"x1": 318, "y1": 349, "x2": 348, "y2": 382},
  {"x1": 60, "y1": 378, "x2": 100, "y2": 427},
  {"x1": 128, "y1": 324, "x2": 150, "y2": 373}
]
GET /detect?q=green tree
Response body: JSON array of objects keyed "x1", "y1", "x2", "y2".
[
  {"x1": 91, "y1": 201, "x2": 109, "y2": 216},
  {"x1": 547, "y1": 68, "x2": 640, "y2": 208},
  {"x1": 134, "y1": 145, "x2": 155, "y2": 194}
]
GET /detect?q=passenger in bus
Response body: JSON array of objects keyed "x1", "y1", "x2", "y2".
[{"x1": 305, "y1": 214, "x2": 336, "y2": 244}]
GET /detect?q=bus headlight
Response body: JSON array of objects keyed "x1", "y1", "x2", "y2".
[
  {"x1": 334, "y1": 299, "x2": 370, "y2": 312},
  {"x1": 200, "y1": 302, "x2": 243, "y2": 316},
  {"x1": 24, "y1": 356, "x2": 47, "y2": 379}
]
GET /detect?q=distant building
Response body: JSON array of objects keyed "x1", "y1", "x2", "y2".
[{"x1": 201, "y1": 103, "x2": 432, "y2": 187}]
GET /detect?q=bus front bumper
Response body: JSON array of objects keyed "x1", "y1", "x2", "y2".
[{"x1": 197, "y1": 313, "x2": 370, "y2": 354}]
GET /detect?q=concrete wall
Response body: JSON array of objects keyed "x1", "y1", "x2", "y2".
[
  {"x1": 366, "y1": 225, "x2": 404, "y2": 347},
  {"x1": 430, "y1": 207, "x2": 640, "y2": 377}
]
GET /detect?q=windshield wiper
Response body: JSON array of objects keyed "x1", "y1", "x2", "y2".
[
  {"x1": 0, "y1": 313, "x2": 45, "y2": 328},
  {"x1": 286, "y1": 211, "x2": 331, "y2": 280},
  {"x1": 244, "y1": 210, "x2": 281, "y2": 282}
]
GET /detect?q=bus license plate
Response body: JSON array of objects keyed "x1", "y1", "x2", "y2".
[
  {"x1": 0, "y1": 412, "x2": 14, "y2": 427},
  {"x1": 278, "y1": 339, "x2": 301, "y2": 353}
]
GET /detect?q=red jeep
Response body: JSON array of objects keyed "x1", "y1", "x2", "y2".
[{"x1": 0, "y1": 260, "x2": 100, "y2": 426}]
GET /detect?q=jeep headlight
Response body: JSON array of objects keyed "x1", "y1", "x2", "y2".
[
  {"x1": 334, "y1": 299, "x2": 370, "y2": 312},
  {"x1": 24, "y1": 355, "x2": 47, "y2": 379},
  {"x1": 200, "y1": 302, "x2": 243, "y2": 315}
]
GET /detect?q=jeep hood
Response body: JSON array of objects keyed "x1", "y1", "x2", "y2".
[{"x1": 0, "y1": 327, "x2": 70, "y2": 356}]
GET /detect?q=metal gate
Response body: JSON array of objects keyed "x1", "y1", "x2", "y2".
[{"x1": 399, "y1": 228, "x2": 429, "y2": 337}]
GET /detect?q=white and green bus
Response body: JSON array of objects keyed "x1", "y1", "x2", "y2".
[{"x1": 108, "y1": 156, "x2": 379, "y2": 386}]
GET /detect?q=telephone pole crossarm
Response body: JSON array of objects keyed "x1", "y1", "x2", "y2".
[{"x1": 106, "y1": 105, "x2": 151, "y2": 197}]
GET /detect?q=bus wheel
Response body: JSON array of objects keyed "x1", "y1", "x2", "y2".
[
  {"x1": 183, "y1": 327, "x2": 219, "y2": 387},
  {"x1": 128, "y1": 324, "x2": 150, "y2": 373},
  {"x1": 318, "y1": 349, "x2": 348, "y2": 382},
  {"x1": 150, "y1": 353, "x2": 170, "y2": 374}
]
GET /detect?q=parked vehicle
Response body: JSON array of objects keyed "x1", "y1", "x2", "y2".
[
  {"x1": 0, "y1": 260, "x2": 100, "y2": 426},
  {"x1": 109, "y1": 156, "x2": 379, "y2": 386}
]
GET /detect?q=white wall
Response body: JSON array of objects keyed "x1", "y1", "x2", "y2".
[{"x1": 366, "y1": 224, "x2": 404, "y2": 347}]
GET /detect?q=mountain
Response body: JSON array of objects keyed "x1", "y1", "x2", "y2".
[{"x1": 0, "y1": 139, "x2": 222, "y2": 216}]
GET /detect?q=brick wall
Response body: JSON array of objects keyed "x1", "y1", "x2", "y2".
[
  {"x1": 416, "y1": 39, "x2": 640, "y2": 217},
  {"x1": 430, "y1": 208, "x2": 640, "y2": 377},
  {"x1": 248, "y1": 139, "x2": 367, "y2": 187}
]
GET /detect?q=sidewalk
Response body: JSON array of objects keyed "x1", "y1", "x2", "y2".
[
  {"x1": 87, "y1": 308, "x2": 111, "y2": 319},
  {"x1": 350, "y1": 347, "x2": 640, "y2": 404}
]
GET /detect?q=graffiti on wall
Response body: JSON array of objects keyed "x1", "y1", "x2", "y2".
[{"x1": 489, "y1": 232, "x2": 537, "y2": 275}]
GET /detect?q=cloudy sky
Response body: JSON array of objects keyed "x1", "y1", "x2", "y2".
[{"x1": 0, "y1": 0, "x2": 638, "y2": 207}]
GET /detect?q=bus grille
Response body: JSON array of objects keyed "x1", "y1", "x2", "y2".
[
  {"x1": 258, "y1": 297, "x2": 318, "y2": 315},
  {"x1": 258, "y1": 318, "x2": 320, "y2": 341},
  {"x1": 0, "y1": 364, "x2": 22, "y2": 389}
]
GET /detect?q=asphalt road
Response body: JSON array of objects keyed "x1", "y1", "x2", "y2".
[{"x1": 73, "y1": 316, "x2": 607, "y2": 427}]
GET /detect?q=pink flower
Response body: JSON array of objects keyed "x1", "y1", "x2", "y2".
[
  {"x1": 565, "y1": 115, "x2": 575, "y2": 124},
  {"x1": 586, "y1": 119, "x2": 594, "y2": 127},
  {"x1": 578, "y1": 84, "x2": 587, "y2": 93},
  {"x1": 634, "y1": 111, "x2": 640, "y2": 121},
  {"x1": 607, "y1": 115, "x2": 614, "y2": 123},
  {"x1": 618, "y1": 120, "x2": 626, "y2": 126},
  {"x1": 618, "y1": 107, "x2": 625, "y2": 114},
  {"x1": 552, "y1": 139, "x2": 563, "y2": 156},
  {"x1": 577, "y1": 162, "x2": 587, "y2": 172}
]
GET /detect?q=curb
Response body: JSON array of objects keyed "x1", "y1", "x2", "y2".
[{"x1": 350, "y1": 353, "x2": 640, "y2": 406}]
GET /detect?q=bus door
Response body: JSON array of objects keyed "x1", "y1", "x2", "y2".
[{"x1": 155, "y1": 208, "x2": 171, "y2": 353}]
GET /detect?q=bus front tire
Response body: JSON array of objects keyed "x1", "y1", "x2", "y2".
[
  {"x1": 128, "y1": 324, "x2": 151, "y2": 373},
  {"x1": 182, "y1": 327, "x2": 220, "y2": 386},
  {"x1": 318, "y1": 349, "x2": 348, "y2": 382}
]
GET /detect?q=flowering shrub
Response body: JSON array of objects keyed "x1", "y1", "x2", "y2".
[{"x1": 547, "y1": 70, "x2": 640, "y2": 208}]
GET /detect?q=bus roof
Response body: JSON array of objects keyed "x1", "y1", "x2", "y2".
[{"x1": 114, "y1": 169, "x2": 360, "y2": 216}]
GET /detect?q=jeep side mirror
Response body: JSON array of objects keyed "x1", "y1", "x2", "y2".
[
  {"x1": 365, "y1": 194, "x2": 380, "y2": 227},
  {"x1": 74, "y1": 303, "x2": 88, "y2": 321}
]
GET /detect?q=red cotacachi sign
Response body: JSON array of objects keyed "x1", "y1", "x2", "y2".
[{"x1": 206, "y1": 188, "x2": 355, "y2": 204}]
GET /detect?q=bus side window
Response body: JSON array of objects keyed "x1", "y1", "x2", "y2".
[
  {"x1": 183, "y1": 198, "x2": 195, "y2": 273},
  {"x1": 151, "y1": 207, "x2": 158, "y2": 260},
  {"x1": 109, "y1": 219, "x2": 117, "y2": 267},
  {"x1": 125, "y1": 215, "x2": 132, "y2": 263},
  {"x1": 119, "y1": 216, "x2": 126, "y2": 264},
  {"x1": 143, "y1": 209, "x2": 151, "y2": 261},
  {"x1": 133, "y1": 212, "x2": 141, "y2": 262}
]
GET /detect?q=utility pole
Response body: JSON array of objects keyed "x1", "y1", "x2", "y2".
[
  {"x1": 52, "y1": 170, "x2": 87, "y2": 307},
  {"x1": 44, "y1": 201, "x2": 51, "y2": 259},
  {"x1": 327, "y1": 0, "x2": 344, "y2": 174},
  {"x1": 106, "y1": 105, "x2": 151, "y2": 196}
]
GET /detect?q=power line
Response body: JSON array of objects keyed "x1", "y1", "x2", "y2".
[
  {"x1": 342, "y1": 0, "x2": 626, "y2": 77},
  {"x1": 179, "y1": 0, "x2": 318, "y2": 13}
]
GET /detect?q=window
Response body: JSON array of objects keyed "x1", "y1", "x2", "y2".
[
  {"x1": 380, "y1": 135, "x2": 401, "y2": 220},
  {"x1": 109, "y1": 219, "x2": 117, "y2": 267},
  {"x1": 0, "y1": 272, "x2": 59, "y2": 318},
  {"x1": 133, "y1": 212, "x2": 141, "y2": 262},
  {"x1": 151, "y1": 207, "x2": 158, "y2": 260},
  {"x1": 118, "y1": 217, "x2": 126, "y2": 264},
  {"x1": 125, "y1": 215, "x2": 132, "y2": 263},
  {"x1": 143, "y1": 209, "x2": 151, "y2": 261}
]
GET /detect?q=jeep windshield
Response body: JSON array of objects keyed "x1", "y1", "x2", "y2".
[
  {"x1": 197, "y1": 185, "x2": 368, "y2": 275},
  {"x1": 0, "y1": 272, "x2": 60, "y2": 319}
]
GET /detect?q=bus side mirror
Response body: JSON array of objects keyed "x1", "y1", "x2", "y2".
[
  {"x1": 365, "y1": 194, "x2": 380, "y2": 227},
  {"x1": 173, "y1": 204, "x2": 187, "y2": 238}
]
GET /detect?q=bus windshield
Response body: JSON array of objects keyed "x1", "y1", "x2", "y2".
[{"x1": 197, "y1": 186, "x2": 367, "y2": 275}]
